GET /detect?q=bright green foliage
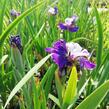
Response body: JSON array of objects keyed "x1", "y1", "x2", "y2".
[
  {"x1": 94, "y1": 7, "x2": 103, "y2": 70},
  {"x1": 55, "y1": 70, "x2": 64, "y2": 105},
  {"x1": 4, "y1": 54, "x2": 51, "y2": 108},
  {"x1": 76, "y1": 80, "x2": 109, "y2": 109},
  {"x1": 0, "y1": 0, "x2": 109, "y2": 109},
  {"x1": 0, "y1": 0, "x2": 45, "y2": 50},
  {"x1": 62, "y1": 66, "x2": 77, "y2": 108}
]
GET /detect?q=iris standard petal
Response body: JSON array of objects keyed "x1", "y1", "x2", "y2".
[
  {"x1": 65, "y1": 18, "x2": 74, "y2": 26},
  {"x1": 53, "y1": 39, "x2": 67, "y2": 54},
  {"x1": 81, "y1": 49, "x2": 90, "y2": 57},
  {"x1": 71, "y1": 15, "x2": 79, "y2": 23},
  {"x1": 66, "y1": 42, "x2": 82, "y2": 54}
]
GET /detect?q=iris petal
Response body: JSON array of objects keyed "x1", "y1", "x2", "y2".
[
  {"x1": 58, "y1": 23, "x2": 67, "y2": 30},
  {"x1": 45, "y1": 39, "x2": 70, "y2": 70},
  {"x1": 84, "y1": 59, "x2": 96, "y2": 70},
  {"x1": 45, "y1": 47, "x2": 54, "y2": 53},
  {"x1": 53, "y1": 39, "x2": 67, "y2": 55},
  {"x1": 71, "y1": 15, "x2": 79, "y2": 23},
  {"x1": 52, "y1": 53, "x2": 68, "y2": 68},
  {"x1": 54, "y1": 7, "x2": 58, "y2": 14},
  {"x1": 68, "y1": 26, "x2": 79, "y2": 32},
  {"x1": 79, "y1": 57, "x2": 96, "y2": 70}
]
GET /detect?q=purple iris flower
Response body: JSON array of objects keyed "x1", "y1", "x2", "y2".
[
  {"x1": 48, "y1": 7, "x2": 58, "y2": 15},
  {"x1": 45, "y1": 39, "x2": 96, "y2": 72},
  {"x1": 10, "y1": 35, "x2": 23, "y2": 53},
  {"x1": 58, "y1": 15, "x2": 79, "y2": 32},
  {"x1": 45, "y1": 39, "x2": 71, "y2": 70},
  {"x1": 10, "y1": 9, "x2": 20, "y2": 18}
]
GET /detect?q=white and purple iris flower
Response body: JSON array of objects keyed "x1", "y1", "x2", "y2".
[
  {"x1": 45, "y1": 39, "x2": 96, "y2": 72},
  {"x1": 48, "y1": 7, "x2": 58, "y2": 15},
  {"x1": 58, "y1": 16, "x2": 79, "y2": 32},
  {"x1": 10, "y1": 9, "x2": 20, "y2": 18}
]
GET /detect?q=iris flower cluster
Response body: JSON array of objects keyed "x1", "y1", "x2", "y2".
[
  {"x1": 45, "y1": 39, "x2": 96, "y2": 72},
  {"x1": 48, "y1": 6, "x2": 78, "y2": 32}
]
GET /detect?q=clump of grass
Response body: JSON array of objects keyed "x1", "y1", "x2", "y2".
[{"x1": 0, "y1": 0, "x2": 109, "y2": 109}]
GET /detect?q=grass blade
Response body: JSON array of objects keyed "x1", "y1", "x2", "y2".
[
  {"x1": 76, "y1": 80, "x2": 109, "y2": 109},
  {"x1": 4, "y1": 54, "x2": 51, "y2": 109},
  {"x1": 48, "y1": 93, "x2": 61, "y2": 108},
  {"x1": 43, "y1": 64, "x2": 57, "y2": 99},
  {"x1": 0, "y1": 0, "x2": 7, "y2": 35},
  {"x1": 94, "y1": 7, "x2": 103, "y2": 69},
  {"x1": 55, "y1": 69, "x2": 63, "y2": 105},
  {"x1": 0, "y1": 55, "x2": 8, "y2": 66}
]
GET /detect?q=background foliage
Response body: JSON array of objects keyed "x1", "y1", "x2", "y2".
[{"x1": 0, "y1": 0, "x2": 109, "y2": 109}]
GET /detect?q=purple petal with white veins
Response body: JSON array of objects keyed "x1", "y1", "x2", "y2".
[
  {"x1": 80, "y1": 57, "x2": 96, "y2": 70},
  {"x1": 84, "y1": 60, "x2": 96, "y2": 70},
  {"x1": 58, "y1": 23, "x2": 67, "y2": 30}
]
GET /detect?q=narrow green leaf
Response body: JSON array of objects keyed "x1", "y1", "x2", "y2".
[
  {"x1": 41, "y1": 64, "x2": 56, "y2": 88},
  {"x1": 63, "y1": 66, "x2": 77, "y2": 108},
  {"x1": 48, "y1": 93, "x2": 61, "y2": 108},
  {"x1": 0, "y1": 55, "x2": 8, "y2": 66},
  {"x1": 94, "y1": 7, "x2": 103, "y2": 69},
  {"x1": 41, "y1": 90, "x2": 47, "y2": 109},
  {"x1": 0, "y1": 0, "x2": 7, "y2": 35},
  {"x1": 77, "y1": 70, "x2": 86, "y2": 91},
  {"x1": 98, "y1": 61, "x2": 109, "y2": 86},
  {"x1": 44, "y1": 64, "x2": 57, "y2": 99},
  {"x1": 76, "y1": 80, "x2": 109, "y2": 109},
  {"x1": 26, "y1": 23, "x2": 45, "y2": 52},
  {"x1": 55, "y1": 70, "x2": 63, "y2": 105},
  {"x1": 4, "y1": 54, "x2": 51, "y2": 109},
  {"x1": 11, "y1": 47, "x2": 24, "y2": 74},
  {"x1": 32, "y1": 78, "x2": 40, "y2": 109}
]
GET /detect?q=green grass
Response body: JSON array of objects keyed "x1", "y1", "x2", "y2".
[{"x1": 0, "y1": 0, "x2": 109, "y2": 109}]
